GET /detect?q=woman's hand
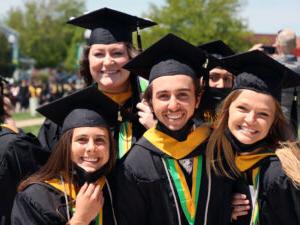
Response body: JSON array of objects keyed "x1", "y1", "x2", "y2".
[
  {"x1": 231, "y1": 193, "x2": 250, "y2": 221},
  {"x1": 137, "y1": 99, "x2": 157, "y2": 129},
  {"x1": 69, "y1": 183, "x2": 104, "y2": 225}
]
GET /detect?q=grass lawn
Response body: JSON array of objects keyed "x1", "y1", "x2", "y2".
[
  {"x1": 12, "y1": 111, "x2": 43, "y2": 121},
  {"x1": 23, "y1": 125, "x2": 41, "y2": 136},
  {"x1": 12, "y1": 112, "x2": 43, "y2": 136}
]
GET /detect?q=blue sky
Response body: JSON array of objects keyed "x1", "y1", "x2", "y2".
[{"x1": 0, "y1": 0, "x2": 299, "y2": 34}]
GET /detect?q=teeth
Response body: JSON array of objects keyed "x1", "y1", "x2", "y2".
[
  {"x1": 240, "y1": 126, "x2": 257, "y2": 134},
  {"x1": 82, "y1": 157, "x2": 99, "y2": 162},
  {"x1": 167, "y1": 114, "x2": 182, "y2": 119},
  {"x1": 101, "y1": 70, "x2": 118, "y2": 74}
]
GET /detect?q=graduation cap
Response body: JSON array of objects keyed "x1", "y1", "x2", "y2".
[
  {"x1": 198, "y1": 40, "x2": 235, "y2": 58},
  {"x1": 198, "y1": 40, "x2": 235, "y2": 72},
  {"x1": 67, "y1": 7, "x2": 157, "y2": 50},
  {"x1": 37, "y1": 85, "x2": 118, "y2": 133},
  {"x1": 123, "y1": 33, "x2": 210, "y2": 83},
  {"x1": 222, "y1": 50, "x2": 300, "y2": 100}
]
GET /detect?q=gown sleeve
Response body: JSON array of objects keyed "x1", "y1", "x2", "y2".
[
  {"x1": 260, "y1": 167, "x2": 300, "y2": 225},
  {"x1": 11, "y1": 184, "x2": 67, "y2": 225}
]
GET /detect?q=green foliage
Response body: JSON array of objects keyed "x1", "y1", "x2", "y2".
[
  {"x1": 5, "y1": 0, "x2": 86, "y2": 68},
  {"x1": 141, "y1": 0, "x2": 252, "y2": 51},
  {"x1": 0, "y1": 33, "x2": 15, "y2": 76},
  {"x1": 64, "y1": 28, "x2": 85, "y2": 72}
]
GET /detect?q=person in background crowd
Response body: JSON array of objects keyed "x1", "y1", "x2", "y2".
[
  {"x1": 17, "y1": 79, "x2": 30, "y2": 112},
  {"x1": 11, "y1": 89, "x2": 118, "y2": 225},
  {"x1": 273, "y1": 28, "x2": 300, "y2": 137},
  {"x1": 207, "y1": 50, "x2": 300, "y2": 225},
  {"x1": 38, "y1": 8, "x2": 157, "y2": 158},
  {"x1": 0, "y1": 76, "x2": 48, "y2": 225}
]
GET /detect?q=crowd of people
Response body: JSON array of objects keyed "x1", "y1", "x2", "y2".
[
  {"x1": 1, "y1": 7, "x2": 300, "y2": 225},
  {"x1": 3, "y1": 76, "x2": 83, "y2": 115}
]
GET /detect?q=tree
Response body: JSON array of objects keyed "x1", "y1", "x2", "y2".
[
  {"x1": 0, "y1": 33, "x2": 14, "y2": 76},
  {"x1": 140, "y1": 0, "x2": 252, "y2": 51},
  {"x1": 5, "y1": 0, "x2": 86, "y2": 68}
]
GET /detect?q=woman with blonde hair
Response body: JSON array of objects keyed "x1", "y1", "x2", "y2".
[{"x1": 207, "y1": 50, "x2": 300, "y2": 225}]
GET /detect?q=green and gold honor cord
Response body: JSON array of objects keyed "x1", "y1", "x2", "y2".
[
  {"x1": 118, "y1": 121, "x2": 132, "y2": 159},
  {"x1": 250, "y1": 167, "x2": 260, "y2": 225},
  {"x1": 165, "y1": 155, "x2": 203, "y2": 225}
]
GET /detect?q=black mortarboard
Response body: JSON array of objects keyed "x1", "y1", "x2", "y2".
[
  {"x1": 123, "y1": 33, "x2": 209, "y2": 83},
  {"x1": 198, "y1": 40, "x2": 235, "y2": 58},
  {"x1": 37, "y1": 85, "x2": 117, "y2": 133},
  {"x1": 198, "y1": 40, "x2": 235, "y2": 71},
  {"x1": 222, "y1": 50, "x2": 300, "y2": 100},
  {"x1": 67, "y1": 7, "x2": 157, "y2": 50}
]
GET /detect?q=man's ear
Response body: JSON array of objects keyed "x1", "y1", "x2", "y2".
[
  {"x1": 195, "y1": 92, "x2": 202, "y2": 109},
  {"x1": 199, "y1": 77, "x2": 205, "y2": 87}
]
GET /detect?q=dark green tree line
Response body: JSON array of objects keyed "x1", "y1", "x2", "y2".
[{"x1": 5, "y1": 0, "x2": 86, "y2": 69}]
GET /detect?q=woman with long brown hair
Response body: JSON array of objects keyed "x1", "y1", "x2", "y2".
[
  {"x1": 11, "y1": 90, "x2": 117, "y2": 225},
  {"x1": 207, "y1": 50, "x2": 300, "y2": 225}
]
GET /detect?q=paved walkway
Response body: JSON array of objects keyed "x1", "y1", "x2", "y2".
[{"x1": 16, "y1": 118, "x2": 45, "y2": 128}]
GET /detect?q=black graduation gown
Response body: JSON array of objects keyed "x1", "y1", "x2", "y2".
[
  {"x1": 11, "y1": 181, "x2": 116, "y2": 225},
  {"x1": 113, "y1": 130, "x2": 235, "y2": 225},
  {"x1": 38, "y1": 76, "x2": 146, "y2": 154},
  {"x1": 234, "y1": 156, "x2": 300, "y2": 225},
  {"x1": 0, "y1": 126, "x2": 48, "y2": 225}
]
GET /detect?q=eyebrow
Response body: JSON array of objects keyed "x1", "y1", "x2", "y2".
[
  {"x1": 236, "y1": 102, "x2": 270, "y2": 112},
  {"x1": 74, "y1": 134, "x2": 106, "y2": 138},
  {"x1": 156, "y1": 88, "x2": 192, "y2": 93}
]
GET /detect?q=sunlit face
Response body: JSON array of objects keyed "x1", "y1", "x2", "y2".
[
  {"x1": 89, "y1": 42, "x2": 130, "y2": 93},
  {"x1": 228, "y1": 90, "x2": 276, "y2": 145},
  {"x1": 71, "y1": 127, "x2": 110, "y2": 172},
  {"x1": 151, "y1": 75, "x2": 199, "y2": 131},
  {"x1": 209, "y1": 67, "x2": 233, "y2": 88}
]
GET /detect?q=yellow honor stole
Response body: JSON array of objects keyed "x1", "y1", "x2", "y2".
[
  {"x1": 102, "y1": 86, "x2": 132, "y2": 107},
  {"x1": 235, "y1": 152, "x2": 275, "y2": 172},
  {"x1": 45, "y1": 176, "x2": 106, "y2": 225},
  {"x1": 1, "y1": 124, "x2": 19, "y2": 133},
  {"x1": 143, "y1": 125, "x2": 210, "y2": 159},
  {"x1": 235, "y1": 152, "x2": 275, "y2": 225},
  {"x1": 144, "y1": 125, "x2": 209, "y2": 225},
  {"x1": 102, "y1": 86, "x2": 133, "y2": 159}
]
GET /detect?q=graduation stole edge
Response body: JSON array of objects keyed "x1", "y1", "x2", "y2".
[
  {"x1": 45, "y1": 176, "x2": 106, "y2": 225},
  {"x1": 118, "y1": 121, "x2": 133, "y2": 159},
  {"x1": 250, "y1": 167, "x2": 260, "y2": 225},
  {"x1": 101, "y1": 86, "x2": 133, "y2": 159},
  {"x1": 164, "y1": 155, "x2": 203, "y2": 225}
]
